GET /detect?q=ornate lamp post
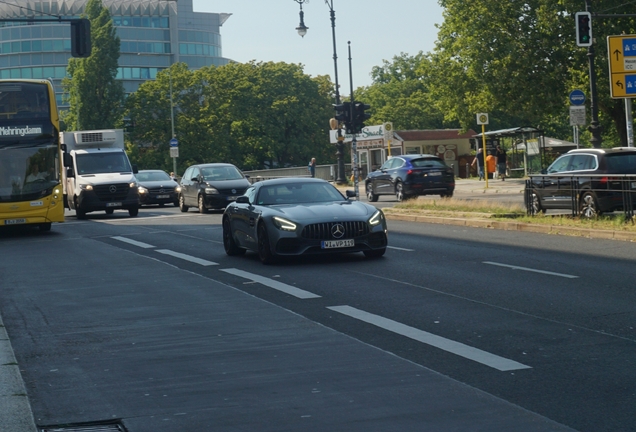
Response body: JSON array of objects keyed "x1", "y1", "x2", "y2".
[{"x1": 294, "y1": 0, "x2": 346, "y2": 184}]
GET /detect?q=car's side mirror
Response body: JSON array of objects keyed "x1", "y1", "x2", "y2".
[
  {"x1": 345, "y1": 190, "x2": 356, "y2": 198},
  {"x1": 236, "y1": 196, "x2": 250, "y2": 204},
  {"x1": 191, "y1": 177, "x2": 198, "y2": 182},
  {"x1": 541, "y1": 169, "x2": 547, "y2": 174},
  {"x1": 66, "y1": 167, "x2": 75, "y2": 178}
]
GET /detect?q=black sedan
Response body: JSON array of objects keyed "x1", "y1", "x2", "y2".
[
  {"x1": 179, "y1": 163, "x2": 251, "y2": 213},
  {"x1": 365, "y1": 154, "x2": 455, "y2": 202},
  {"x1": 136, "y1": 170, "x2": 180, "y2": 207},
  {"x1": 526, "y1": 148, "x2": 636, "y2": 218},
  {"x1": 222, "y1": 178, "x2": 388, "y2": 264}
]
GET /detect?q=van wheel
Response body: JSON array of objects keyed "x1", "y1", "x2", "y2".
[
  {"x1": 129, "y1": 206, "x2": 139, "y2": 217},
  {"x1": 75, "y1": 198, "x2": 86, "y2": 219},
  {"x1": 179, "y1": 194, "x2": 189, "y2": 212}
]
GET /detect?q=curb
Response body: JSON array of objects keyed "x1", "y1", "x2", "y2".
[
  {"x1": 0, "y1": 317, "x2": 38, "y2": 432},
  {"x1": 384, "y1": 212, "x2": 636, "y2": 242}
]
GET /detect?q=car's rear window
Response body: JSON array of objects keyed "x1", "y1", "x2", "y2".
[
  {"x1": 410, "y1": 158, "x2": 447, "y2": 169},
  {"x1": 604, "y1": 154, "x2": 636, "y2": 174}
]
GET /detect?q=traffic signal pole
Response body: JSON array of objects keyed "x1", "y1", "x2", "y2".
[{"x1": 584, "y1": 1, "x2": 602, "y2": 148}]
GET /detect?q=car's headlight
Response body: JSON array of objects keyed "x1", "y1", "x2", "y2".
[
  {"x1": 138, "y1": 186, "x2": 148, "y2": 194},
  {"x1": 205, "y1": 187, "x2": 219, "y2": 194},
  {"x1": 129, "y1": 181, "x2": 138, "y2": 188},
  {"x1": 369, "y1": 210, "x2": 384, "y2": 226},
  {"x1": 79, "y1": 184, "x2": 93, "y2": 191},
  {"x1": 273, "y1": 216, "x2": 297, "y2": 231},
  {"x1": 175, "y1": 186, "x2": 181, "y2": 193}
]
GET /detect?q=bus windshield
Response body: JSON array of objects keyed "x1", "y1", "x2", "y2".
[
  {"x1": 0, "y1": 82, "x2": 50, "y2": 120},
  {"x1": 0, "y1": 144, "x2": 59, "y2": 201}
]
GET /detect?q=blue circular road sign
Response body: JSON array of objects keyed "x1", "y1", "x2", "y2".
[
  {"x1": 169, "y1": 138, "x2": 178, "y2": 147},
  {"x1": 569, "y1": 89, "x2": 586, "y2": 106}
]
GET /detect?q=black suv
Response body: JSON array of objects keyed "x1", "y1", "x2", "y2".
[
  {"x1": 365, "y1": 154, "x2": 455, "y2": 202},
  {"x1": 179, "y1": 163, "x2": 251, "y2": 213},
  {"x1": 526, "y1": 148, "x2": 636, "y2": 217}
]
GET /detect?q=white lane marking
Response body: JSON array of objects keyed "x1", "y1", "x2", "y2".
[
  {"x1": 327, "y1": 305, "x2": 531, "y2": 372},
  {"x1": 155, "y1": 249, "x2": 218, "y2": 266},
  {"x1": 111, "y1": 236, "x2": 155, "y2": 249},
  {"x1": 220, "y1": 268, "x2": 321, "y2": 299},
  {"x1": 387, "y1": 245, "x2": 414, "y2": 251},
  {"x1": 483, "y1": 261, "x2": 578, "y2": 279}
]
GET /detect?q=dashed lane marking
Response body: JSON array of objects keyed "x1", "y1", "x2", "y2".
[
  {"x1": 220, "y1": 268, "x2": 321, "y2": 299},
  {"x1": 328, "y1": 305, "x2": 532, "y2": 371},
  {"x1": 111, "y1": 236, "x2": 156, "y2": 249},
  {"x1": 483, "y1": 261, "x2": 578, "y2": 279},
  {"x1": 155, "y1": 249, "x2": 218, "y2": 266}
]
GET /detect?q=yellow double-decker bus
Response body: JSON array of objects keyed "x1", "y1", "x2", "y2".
[{"x1": 0, "y1": 79, "x2": 65, "y2": 231}]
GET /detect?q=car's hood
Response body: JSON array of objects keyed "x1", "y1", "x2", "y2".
[
  {"x1": 138, "y1": 180, "x2": 179, "y2": 188},
  {"x1": 268, "y1": 201, "x2": 376, "y2": 222}
]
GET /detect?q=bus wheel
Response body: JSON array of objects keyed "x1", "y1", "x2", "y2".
[{"x1": 39, "y1": 223, "x2": 51, "y2": 231}]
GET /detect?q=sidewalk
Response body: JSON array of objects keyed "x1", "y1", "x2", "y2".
[{"x1": 0, "y1": 315, "x2": 37, "y2": 432}]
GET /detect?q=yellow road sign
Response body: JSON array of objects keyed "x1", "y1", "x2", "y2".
[{"x1": 607, "y1": 35, "x2": 636, "y2": 98}]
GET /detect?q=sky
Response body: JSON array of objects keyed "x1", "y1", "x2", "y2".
[{"x1": 193, "y1": 0, "x2": 444, "y2": 90}]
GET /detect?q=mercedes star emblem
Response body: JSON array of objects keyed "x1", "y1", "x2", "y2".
[
  {"x1": 331, "y1": 223, "x2": 345, "y2": 239},
  {"x1": 109, "y1": 185, "x2": 117, "y2": 193}
]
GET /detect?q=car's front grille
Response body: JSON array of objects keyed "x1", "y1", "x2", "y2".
[
  {"x1": 93, "y1": 183, "x2": 131, "y2": 201},
  {"x1": 147, "y1": 187, "x2": 176, "y2": 194},
  {"x1": 302, "y1": 221, "x2": 369, "y2": 240},
  {"x1": 217, "y1": 188, "x2": 247, "y2": 195}
]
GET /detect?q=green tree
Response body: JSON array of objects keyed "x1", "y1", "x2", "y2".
[
  {"x1": 428, "y1": 0, "x2": 636, "y2": 146},
  {"x1": 125, "y1": 61, "x2": 335, "y2": 174},
  {"x1": 62, "y1": 0, "x2": 124, "y2": 130}
]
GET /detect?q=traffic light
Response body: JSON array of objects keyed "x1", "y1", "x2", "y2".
[
  {"x1": 352, "y1": 102, "x2": 371, "y2": 134},
  {"x1": 575, "y1": 12, "x2": 592, "y2": 47},
  {"x1": 333, "y1": 102, "x2": 352, "y2": 132},
  {"x1": 71, "y1": 18, "x2": 92, "y2": 57}
]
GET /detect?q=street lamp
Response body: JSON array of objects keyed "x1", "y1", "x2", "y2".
[{"x1": 294, "y1": 0, "x2": 347, "y2": 184}]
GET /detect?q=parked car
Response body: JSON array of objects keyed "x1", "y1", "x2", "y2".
[
  {"x1": 136, "y1": 170, "x2": 180, "y2": 207},
  {"x1": 526, "y1": 147, "x2": 636, "y2": 218},
  {"x1": 365, "y1": 154, "x2": 455, "y2": 202},
  {"x1": 179, "y1": 163, "x2": 251, "y2": 213},
  {"x1": 222, "y1": 178, "x2": 388, "y2": 264}
]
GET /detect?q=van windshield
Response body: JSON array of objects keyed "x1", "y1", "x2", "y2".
[{"x1": 76, "y1": 152, "x2": 132, "y2": 174}]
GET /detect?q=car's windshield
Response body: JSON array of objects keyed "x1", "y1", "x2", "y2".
[
  {"x1": 200, "y1": 166, "x2": 243, "y2": 181},
  {"x1": 76, "y1": 152, "x2": 132, "y2": 174},
  {"x1": 256, "y1": 182, "x2": 345, "y2": 205},
  {"x1": 136, "y1": 171, "x2": 171, "y2": 182},
  {"x1": 605, "y1": 154, "x2": 636, "y2": 174}
]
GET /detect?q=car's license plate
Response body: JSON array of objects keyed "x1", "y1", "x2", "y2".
[
  {"x1": 156, "y1": 194, "x2": 170, "y2": 199},
  {"x1": 227, "y1": 196, "x2": 238, "y2": 201},
  {"x1": 106, "y1": 202, "x2": 122, "y2": 207},
  {"x1": 4, "y1": 218, "x2": 26, "y2": 225},
  {"x1": 428, "y1": 171, "x2": 442, "y2": 176},
  {"x1": 321, "y1": 239, "x2": 355, "y2": 249}
]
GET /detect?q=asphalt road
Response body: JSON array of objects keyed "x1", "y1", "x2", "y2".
[{"x1": 1, "y1": 202, "x2": 634, "y2": 431}]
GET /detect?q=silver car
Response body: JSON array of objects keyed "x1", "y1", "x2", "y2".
[{"x1": 222, "y1": 178, "x2": 388, "y2": 264}]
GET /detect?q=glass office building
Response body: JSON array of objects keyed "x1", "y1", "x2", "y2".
[{"x1": 0, "y1": 0, "x2": 231, "y2": 107}]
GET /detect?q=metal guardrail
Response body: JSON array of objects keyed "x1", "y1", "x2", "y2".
[
  {"x1": 525, "y1": 174, "x2": 636, "y2": 220},
  {"x1": 243, "y1": 164, "x2": 351, "y2": 183}
]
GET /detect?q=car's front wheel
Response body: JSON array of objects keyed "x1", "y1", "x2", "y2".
[
  {"x1": 366, "y1": 182, "x2": 378, "y2": 202},
  {"x1": 198, "y1": 195, "x2": 208, "y2": 214},
  {"x1": 257, "y1": 223, "x2": 277, "y2": 265},
  {"x1": 579, "y1": 191, "x2": 600, "y2": 219},
  {"x1": 105, "y1": 208, "x2": 114, "y2": 215},
  {"x1": 179, "y1": 194, "x2": 189, "y2": 212},
  {"x1": 223, "y1": 217, "x2": 246, "y2": 256}
]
